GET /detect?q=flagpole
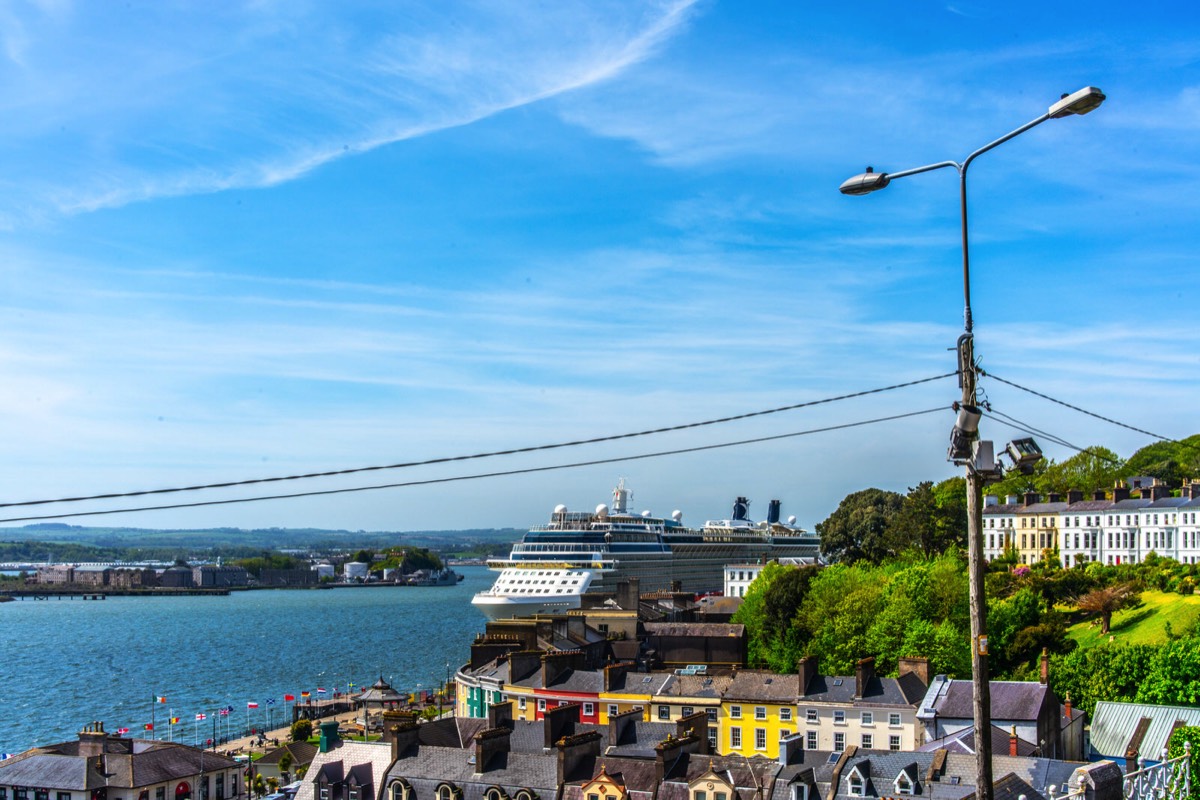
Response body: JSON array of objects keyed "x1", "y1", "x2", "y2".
[{"x1": 151, "y1": 693, "x2": 156, "y2": 737}]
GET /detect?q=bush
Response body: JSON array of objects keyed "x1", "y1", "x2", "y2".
[
  {"x1": 290, "y1": 718, "x2": 313, "y2": 742},
  {"x1": 1167, "y1": 726, "x2": 1200, "y2": 800}
]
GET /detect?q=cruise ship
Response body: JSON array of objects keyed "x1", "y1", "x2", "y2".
[{"x1": 470, "y1": 480, "x2": 821, "y2": 620}]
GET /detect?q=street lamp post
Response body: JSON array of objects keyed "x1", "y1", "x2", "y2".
[{"x1": 840, "y1": 86, "x2": 1105, "y2": 800}]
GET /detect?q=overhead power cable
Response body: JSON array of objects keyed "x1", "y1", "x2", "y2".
[
  {"x1": 0, "y1": 406, "x2": 946, "y2": 524},
  {"x1": 979, "y1": 370, "x2": 1170, "y2": 442},
  {"x1": 0, "y1": 372, "x2": 956, "y2": 510},
  {"x1": 983, "y1": 408, "x2": 1123, "y2": 465}
]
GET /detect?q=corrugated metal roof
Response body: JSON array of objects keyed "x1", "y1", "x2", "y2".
[{"x1": 1089, "y1": 701, "x2": 1200, "y2": 759}]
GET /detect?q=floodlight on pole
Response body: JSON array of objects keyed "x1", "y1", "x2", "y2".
[{"x1": 838, "y1": 86, "x2": 1104, "y2": 800}]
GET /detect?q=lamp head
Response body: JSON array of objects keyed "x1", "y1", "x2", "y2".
[
  {"x1": 839, "y1": 166, "x2": 890, "y2": 195},
  {"x1": 1048, "y1": 86, "x2": 1106, "y2": 119},
  {"x1": 1005, "y1": 438, "x2": 1044, "y2": 474},
  {"x1": 947, "y1": 404, "x2": 983, "y2": 463}
]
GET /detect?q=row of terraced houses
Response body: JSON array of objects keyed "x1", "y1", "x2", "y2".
[{"x1": 982, "y1": 478, "x2": 1200, "y2": 566}]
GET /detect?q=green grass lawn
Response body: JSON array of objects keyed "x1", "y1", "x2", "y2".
[{"x1": 1066, "y1": 589, "x2": 1200, "y2": 647}]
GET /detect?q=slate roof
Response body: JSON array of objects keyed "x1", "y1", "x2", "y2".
[
  {"x1": 562, "y1": 756, "x2": 661, "y2": 800},
  {"x1": 724, "y1": 671, "x2": 800, "y2": 703},
  {"x1": 933, "y1": 681, "x2": 1048, "y2": 721},
  {"x1": 606, "y1": 672, "x2": 675, "y2": 697},
  {"x1": 1062, "y1": 500, "x2": 1112, "y2": 512},
  {"x1": 0, "y1": 737, "x2": 238, "y2": 791},
  {"x1": 385, "y1": 745, "x2": 560, "y2": 800},
  {"x1": 642, "y1": 622, "x2": 745, "y2": 638},
  {"x1": 657, "y1": 753, "x2": 779, "y2": 800},
  {"x1": 294, "y1": 740, "x2": 395, "y2": 800},
  {"x1": 801, "y1": 671, "x2": 926, "y2": 707},
  {"x1": 656, "y1": 673, "x2": 734, "y2": 700},
  {"x1": 257, "y1": 740, "x2": 318, "y2": 767},
  {"x1": 603, "y1": 721, "x2": 677, "y2": 758},
  {"x1": 916, "y1": 725, "x2": 1038, "y2": 757}
]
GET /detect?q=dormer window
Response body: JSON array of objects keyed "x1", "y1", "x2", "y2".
[
  {"x1": 895, "y1": 771, "x2": 916, "y2": 795},
  {"x1": 847, "y1": 770, "x2": 865, "y2": 797}
]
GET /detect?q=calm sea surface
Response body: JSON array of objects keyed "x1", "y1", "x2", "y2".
[{"x1": 0, "y1": 566, "x2": 493, "y2": 755}]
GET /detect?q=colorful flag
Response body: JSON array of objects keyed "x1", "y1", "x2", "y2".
[
  {"x1": 144, "y1": 723, "x2": 154, "y2": 731},
  {"x1": 170, "y1": 717, "x2": 179, "y2": 725},
  {"x1": 284, "y1": 694, "x2": 294, "y2": 701},
  {"x1": 195, "y1": 713, "x2": 207, "y2": 721},
  {"x1": 247, "y1": 701, "x2": 259, "y2": 709},
  {"x1": 316, "y1": 687, "x2": 326, "y2": 695},
  {"x1": 266, "y1": 698, "x2": 275, "y2": 706},
  {"x1": 219, "y1": 708, "x2": 230, "y2": 717},
  {"x1": 301, "y1": 691, "x2": 310, "y2": 698},
  {"x1": 117, "y1": 728, "x2": 130, "y2": 735},
  {"x1": 156, "y1": 696, "x2": 167, "y2": 703}
]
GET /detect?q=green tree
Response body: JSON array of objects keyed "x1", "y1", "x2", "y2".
[
  {"x1": 290, "y1": 718, "x2": 312, "y2": 742},
  {"x1": 816, "y1": 488, "x2": 904, "y2": 564},
  {"x1": 1037, "y1": 447, "x2": 1124, "y2": 495},
  {"x1": 1137, "y1": 637, "x2": 1200, "y2": 706},
  {"x1": 797, "y1": 563, "x2": 886, "y2": 674},
  {"x1": 1074, "y1": 583, "x2": 1141, "y2": 634},
  {"x1": 278, "y1": 750, "x2": 294, "y2": 782},
  {"x1": 730, "y1": 562, "x2": 817, "y2": 670},
  {"x1": 1049, "y1": 644, "x2": 1158, "y2": 718}
]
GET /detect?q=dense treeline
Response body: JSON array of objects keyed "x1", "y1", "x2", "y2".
[{"x1": 733, "y1": 551, "x2": 1200, "y2": 713}]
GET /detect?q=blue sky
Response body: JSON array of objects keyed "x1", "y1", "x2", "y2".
[{"x1": 1, "y1": 0, "x2": 1197, "y2": 533}]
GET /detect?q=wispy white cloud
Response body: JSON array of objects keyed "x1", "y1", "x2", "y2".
[{"x1": 0, "y1": 1, "x2": 698, "y2": 223}]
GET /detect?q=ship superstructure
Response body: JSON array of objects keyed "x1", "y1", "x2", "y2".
[{"x1": 470, "y1": 481, "x2": 820, "y2": 620}]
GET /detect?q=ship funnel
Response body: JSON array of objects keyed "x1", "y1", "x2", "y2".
[
  {"x1": 767, "y1": 499, "x2": 782, "y2": 524},
  {"x1": 612, "y1": 480, "x2": 630, "y2": 514},
  {"x1": 732, "y1": 497, "x2": 750, "y2": 521}
]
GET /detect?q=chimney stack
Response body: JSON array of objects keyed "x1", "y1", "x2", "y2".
[
  {"x1": 388, "y1": 721, "x2": 421, "y2": 760},
  {"x1": 542, "y1": 651, "x2": 585, "y2": 689},
  {"x1": 855, "y1": 657, "x2": 876, "y2": 699},
  {"x1": 1040, "y1": 647, "x2": 1050, "y2": 685},
  {"x1": 318, "y1": 721, "x2": 340, "y2": 753},
  {"x1": 487, "y1": 701, "x2": 514, "y2": 731},
  {"x1": 556, "y1": 731, "x2": 603, "y2": 785},
  {"x1": 543, "y1": 702, "x2": 581, "y2": 750},
  {"x1": 607, "y1": 707, "x2": 642, "y2": 748},
  {"x1": 1067, "y1": 490, "x2": 1083, "y2": 504},
  {"x1": 508, "y1": 650, "x2": 542, "y2": 684},
  {"x1": 1093, "y1": 490, "x2": 1107, "y2": 501},
  {"x1": 1113, "y1": 482, "x2": 1130, "y2": 502},
  {"x1": 1010, "y1": 726, "x2": 1019, "y2": 757},
  {"x1": 1024, "y1": 492, "x2": 1040, "y2": 506},
  {"x1": 897, "y1": 657, "x2": 931, "y2": 687},
  {"x1": 676, "y1": 711, "x2": 709, "y2": 755},
  {"x1": 474, "y1": 727, "x2": 512, "y2": 773},
  {"x1": 654, "y1": 734, "x2": 697, "y2": 786},
  {"x1": 78, "y1": 722, "x2": 108, "y2": 758},
  {"x1": 779, "y1": 731, "x2": 805, "y2": 766},
  {"x1": 798, "y1": 655, "x2": 819, "y2": 696}
]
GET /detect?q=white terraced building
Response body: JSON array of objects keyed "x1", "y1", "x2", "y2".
[{"x1": 983, "y1": 478, "x2": 1200, "y2": 567}]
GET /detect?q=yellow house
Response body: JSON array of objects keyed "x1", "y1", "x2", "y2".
[
  {"x1": 718, "y1": 670, "x2": 800, "y2": 759},
  {"x1": 1016, "y1": 494, "x2": 1068, "y2": 564},
  {"x1": 598, "y1": 670, "x2": 674, "y2": 723},
  {"x1": 647, "y1": 672, "x2": 733, "y2": 750}
]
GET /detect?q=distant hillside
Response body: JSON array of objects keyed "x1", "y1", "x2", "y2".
[{"x1": 0, "y1": 524, "x2": 521, "y2": 561}]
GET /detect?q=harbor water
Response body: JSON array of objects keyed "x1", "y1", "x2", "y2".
[{"x1": 0, "y1": 566, "x2": 493, "y2": 755}]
